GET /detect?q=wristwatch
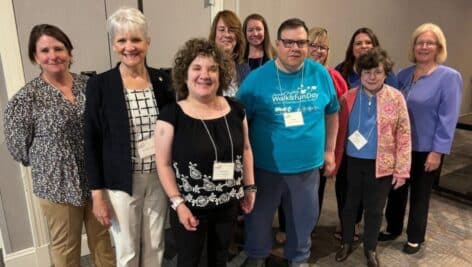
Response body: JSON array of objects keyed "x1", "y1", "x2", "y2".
[{"x1": 170, "y1": 196, "x2": 185, "y2": 210}]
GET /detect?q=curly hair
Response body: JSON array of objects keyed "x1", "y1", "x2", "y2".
[
  {"x1": 172, "y1": 38, "x2": 234, "y2": 99},
  {"x1": 356, "y1": 47, "x2": 394, "y2": 75}
]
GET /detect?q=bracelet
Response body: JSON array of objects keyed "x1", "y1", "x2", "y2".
[
  {"x1": 170, "y1": 196, "x2": 185, "y2": 210},
  {"x1": 243, "y1": 184, "x2": 257, "y2": 193}
]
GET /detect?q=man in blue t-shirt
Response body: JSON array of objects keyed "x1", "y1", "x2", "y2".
[{"x1": 237, "y1": 18, "x2": 339, "y2": 266}]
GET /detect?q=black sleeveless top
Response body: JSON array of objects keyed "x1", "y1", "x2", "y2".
[{"x1": 158, "y1": 97, "x2": 245, "y2": 209}]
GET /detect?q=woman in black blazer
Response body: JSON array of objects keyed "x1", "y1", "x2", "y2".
[{"x1": 84, "y1": 7, "x2": 174, "y2": 267}]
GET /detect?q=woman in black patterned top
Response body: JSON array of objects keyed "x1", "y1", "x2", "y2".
[
  {"x1": 3, "y1": 24, "x2": 115, "y2": 267},
  {"x1": 85, "y1": 7, "x2": 174, "y2": 267},
  {"x1": 155, "y1": 38, "x2": 256, "y2": 267}
]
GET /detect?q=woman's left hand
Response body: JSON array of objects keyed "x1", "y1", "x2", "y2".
[
  {"x1": 241, "y1": 191, "x2": 256, "y2": 214},
  {"x1": 425, "y1": 152, "x2": 442, "y2": 172},
  {"x1": 392, "y1": 177, "x2": 406, "y2": 190},
  {"x1": 323, "y1": 151, "x2": 336, "y2": 177}
]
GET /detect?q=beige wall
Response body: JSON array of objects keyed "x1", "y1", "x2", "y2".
[{"x1": 238, "y1": 0, "x2": 472, "y2": 114}]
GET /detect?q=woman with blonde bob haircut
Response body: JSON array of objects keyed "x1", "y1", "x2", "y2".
[
  {"x1": 408, "y1": 23, "x2": 447, "y2": 64},
  {"x1": 379, "y1": 22, "x2": 462, "y2": 255}
]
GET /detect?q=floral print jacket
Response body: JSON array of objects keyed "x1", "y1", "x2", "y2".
[{"x1": 334, "y1": 85, "x2": 412, "y2": 180}]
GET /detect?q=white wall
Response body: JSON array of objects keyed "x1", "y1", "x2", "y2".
[{"x1": 238, "y1": 0, "x2": 472, "y2": 114}]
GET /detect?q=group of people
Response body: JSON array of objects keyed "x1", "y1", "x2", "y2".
[{"x1": 3, "y1": 5, "x2": 463, "y2": 267}]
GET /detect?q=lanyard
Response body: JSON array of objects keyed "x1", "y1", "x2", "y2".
[
  {"x1": 200, "y1": 115, "x2": 234, "y2": 162},
  {"x1": 356, "y1": 87, "x2": 376, "y2": 141},
  {"x1": 275, "y1": 61, "x2": 305, "y2": 111}
]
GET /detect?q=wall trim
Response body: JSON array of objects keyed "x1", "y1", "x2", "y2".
[{"x1": 4, "y1": 244, "x2": 50, "y2": 267}]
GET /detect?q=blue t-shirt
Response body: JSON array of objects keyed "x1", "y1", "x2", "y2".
[{"x1": 236, "y1": 59, "x2": 339, "y2": 174}]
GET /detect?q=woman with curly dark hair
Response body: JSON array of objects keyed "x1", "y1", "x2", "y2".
[{"x1": 155, "y1": 38, "x2": 256, "y2": 267}]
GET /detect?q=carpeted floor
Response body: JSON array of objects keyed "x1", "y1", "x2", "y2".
[{"x1": 81, "y1": 128, "x2": 472, "y2": 267}]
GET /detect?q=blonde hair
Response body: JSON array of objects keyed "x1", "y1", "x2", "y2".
[
  {"x1": 408, "y1": 23, "x2": 447, "y2": 64},
  {"x1": 308, "y1": 27, "x2": 329, "y2": 65}
]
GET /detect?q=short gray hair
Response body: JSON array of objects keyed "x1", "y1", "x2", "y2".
[{"x1": 107, "y1": 7, "x2": 149, "y2": 41}]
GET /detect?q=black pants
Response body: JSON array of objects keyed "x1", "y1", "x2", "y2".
[
  {"x1": 342, "y1": 157, "x2": 392, "y2": 251},
  {"x1": 335, "y1": 154, "x2": 363, "y2": 226},
  {"x1": 384, "y1": 151, "x2": 443, "y2": 243},
  {"x1": 170, "y1": 201, "x2": 239, "y2": 267},
  {"x1": 278, "y1": 169, "x2": 327, "y2": 232}
]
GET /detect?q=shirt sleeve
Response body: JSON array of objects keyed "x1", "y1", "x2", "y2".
[
  {"x1": 158, "y1": 102, "x2": 177, "y2": 126},
  {"x1": 3, "y1": 85, "x2": 35, "y2": 166},
  {"x1": 432, "y1": 69, "x2": 463, "y2": 154},
  {"x1": 324, "y1": 69, "x2": 340, "y2": 114}
]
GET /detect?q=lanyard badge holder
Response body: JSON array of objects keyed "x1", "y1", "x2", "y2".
[{"x1": 201, "y1": 116, "x2": 235, "y2": 181}]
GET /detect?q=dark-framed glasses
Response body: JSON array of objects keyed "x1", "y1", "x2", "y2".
[{"x1": 279, "y1": 39, "x2": 309, "y2": 48}]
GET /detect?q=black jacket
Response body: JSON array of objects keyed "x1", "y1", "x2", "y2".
[{"x1": 85, "y1": 65, "x2": 174, "y2": 195}]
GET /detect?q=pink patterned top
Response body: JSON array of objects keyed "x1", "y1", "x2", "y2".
[{"x1": 334, "y1": 85, "x2": 412, "y2": 180}]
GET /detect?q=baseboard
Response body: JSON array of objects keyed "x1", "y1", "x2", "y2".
[{"x1": 4, "y1": 244, "x2": 50, "y2": 267}]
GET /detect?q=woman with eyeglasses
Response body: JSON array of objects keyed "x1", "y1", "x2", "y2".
[
  {"x1": 334, "y1": 27, "x2": 399, "y2": 241},
  {"x1": 209, "y1": 10, "x2": 250, "y2": 97},
  {"x1": 334, "y1": 47, "x2": 411, "y2": 267},
  {"x1": 242, "y1": 13, "x2": 276, "y2": 71},
  {"x1": 379, "y1": 23, "x2": 462, "y2": 255},
  {"x1": 308, "y1": 26, "x2": 348, "y2": 232}
]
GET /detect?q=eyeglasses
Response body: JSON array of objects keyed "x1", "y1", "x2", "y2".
[
  {"x1": 278, "y1": 39, "x2": 309, "y2": 48},
  {"x1": 415, "y1": 41, "x2": 437, "y2": 47},
  {"x1": 309, "y1": 43, "x2": 329, "y2": 52}
]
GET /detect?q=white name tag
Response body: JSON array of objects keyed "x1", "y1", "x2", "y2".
[
  {"x1": 283, "y1": 111, "x2": 304, "y2": 127},
  {"x1": 137, "y1": 137, "x2": 155, "y2": 158},
  {"x1": 348, "y1": 130, "x2": 368, "y2": 150},
  {"x1": 212, "y1": 162, "x2": 235, "y2": 181}
]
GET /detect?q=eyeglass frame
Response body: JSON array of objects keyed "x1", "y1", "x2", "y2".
[
  {"x1": 278, "y1": 38, "x2": 310, "y2": 48},
  {"x1": 415, "y1": 41, "x2": 438, "y2": 47},
  {"x1": 308, "y1": 43, "x2": 329, "y2": 52}
]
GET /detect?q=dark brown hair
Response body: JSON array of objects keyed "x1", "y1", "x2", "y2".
[
  {"x1": 339, "y1": 27, "x2": 380, "y2": 81},
  {"x1": 28, "y1": 24, "x2": 73, "y2": 64},
  {"x1": 356, "y1": 47, "x2": 394, "y2": 75},
  {"x1": 172, "y1": 38, "x2": 233, "y2": 99},
  {"x1": 277, "y1": 18, "x2": 308, "y2": 40}
]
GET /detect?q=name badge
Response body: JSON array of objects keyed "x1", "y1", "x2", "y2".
[
  {"x1": 283, "y1": 111, "x2": 304, "y2": 127},
  {"x1": 348, "y1": 130, "x2": 368, "y2": 150},
  {"x1": 212, "y1": 162, "x2": 235, "y2": 181},
  {"x1": 137, "y1": 137, "x2": 155, "y2": 158}
]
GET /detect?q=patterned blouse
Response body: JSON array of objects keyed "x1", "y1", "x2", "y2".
[
  {"x1": 3, "y1": 73, "x2": 90, "y2": 206},
  {"x1": 123, "y1": 87, "x2": 159, "y2": 173}
]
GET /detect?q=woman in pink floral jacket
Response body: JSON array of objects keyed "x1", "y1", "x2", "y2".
[{"x1": 333, "y1": 47, "x2": 411, "y2": 267}]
